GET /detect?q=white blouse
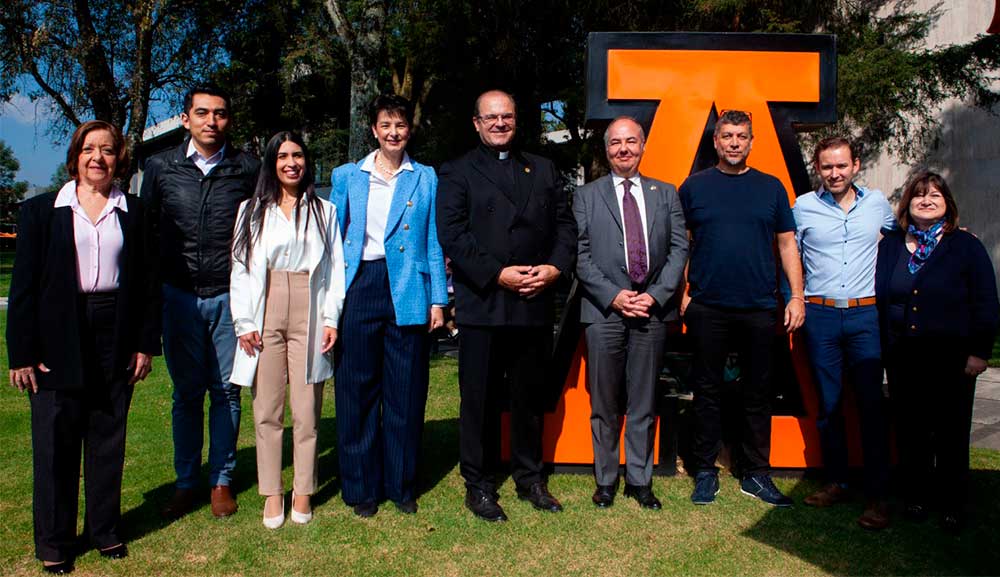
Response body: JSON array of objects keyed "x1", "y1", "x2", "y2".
[{"x1": 261, "y1": 200, "x2": 318, "y2": 273}]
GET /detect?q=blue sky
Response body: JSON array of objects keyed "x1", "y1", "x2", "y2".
[{"x1": 1, "y1": 94, "x2": 64, "y2": 187}]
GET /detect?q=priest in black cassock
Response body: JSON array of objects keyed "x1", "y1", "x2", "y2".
[{"x1": 436, "y1": 89, "x2": 577, "y2": 522}]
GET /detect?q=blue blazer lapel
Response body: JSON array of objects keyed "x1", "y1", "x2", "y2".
[
  {"x1": 385, "y1": 168, "x2": 417, "y2": 239},
  {"x1": 348, "y1": 164, "x2": 370, "y2": 238}
]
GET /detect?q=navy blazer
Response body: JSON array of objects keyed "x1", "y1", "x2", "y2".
[
  {"x1": 875, "y1": 228, "x2": 999, "y2": 360},
  {"x1": 6, "y1": 191, "x2": 162, "y2": 390}
]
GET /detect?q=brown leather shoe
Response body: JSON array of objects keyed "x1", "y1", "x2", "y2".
[
  {"x1": 161, "y1": 488, "x2": 198, "y2": 520},
  {"x1": 210, "y1": 485, "x2": 238, "y2": 518},
  {"x1": 857, "y1": 501, "x2": 890, "y2": 530},
  {"x1": 803, "y1": 483, "x2": 848, "y2": 507}
]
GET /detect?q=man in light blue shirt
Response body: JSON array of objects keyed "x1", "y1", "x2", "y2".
[{"x1": 793, "y1": 136, "x2": 895, "y2": 530}]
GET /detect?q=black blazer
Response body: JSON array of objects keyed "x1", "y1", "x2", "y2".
[
  {"x1": 875, "y1": 228, "x2": 999, "y2": 360},
  {"x1": 436, "y1": 145, "x2": 577, "y2": 327},
  {"x1": 6, "y1": 190, "x2": 162, "y2": 390}
]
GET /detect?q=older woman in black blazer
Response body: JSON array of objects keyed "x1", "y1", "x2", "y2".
[
  {"x1": 875, "y1": 171, "x2": 999, "y2": 533},
  {"x1": 6, "y1": 121, "x2": 160, "y2": 573}
]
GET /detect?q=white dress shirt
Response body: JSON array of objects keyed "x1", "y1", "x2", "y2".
[
  {"x1": 54, "y1": 180, "x2": 126, "y2": 293},
  {"x1": 261, "y1": 198, "x2": 315, "y2": 273},
  {"x1": 187, "y1": 140, "x2": 226, "y2": 175},
  {"x1": 359, "y1": 150, "x2": 414, "y2": 261},
  {"x1": 611, "y1": 174, "x2": 649, "y2": 270}
]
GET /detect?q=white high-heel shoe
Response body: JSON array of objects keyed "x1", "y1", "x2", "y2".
[
  {"x1": 263, "y1": 495, "x2": 285, "y2": 529},
  {"x1": 290, "y1": 492, "x2": 313, "y2": 525}
]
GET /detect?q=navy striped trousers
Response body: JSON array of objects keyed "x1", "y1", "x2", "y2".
[{"x1": 334, "y1": 259, "x2": 430, "y2": 505}]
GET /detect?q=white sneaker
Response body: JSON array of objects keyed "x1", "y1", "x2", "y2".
[
  {"x1": 290, "y1": 492, "x2": 313, "y2": 525},
  {"x1": 263, "y1": 495, "x2": 285, "y2": 529}
]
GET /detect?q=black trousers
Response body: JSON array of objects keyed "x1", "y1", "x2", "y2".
[
  {"x1": 30, "y1": 293, "x2": 133, "y2": 562},
  {"x1": 685, "y1": 300, "x2": 777, "y2": 476},
  {"x1": 458, "y1": 325, "x2": 551, "y2": 493},
  {"x1": 886, "y1": 338, "x2": 976, "y2": 513}
]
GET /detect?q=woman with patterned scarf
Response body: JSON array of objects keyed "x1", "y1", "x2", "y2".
[{"x1": 875, "y1": 171, "x2": 999, "y2": 534}]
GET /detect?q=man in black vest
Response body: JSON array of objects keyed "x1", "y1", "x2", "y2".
[
  {"x1": 142, "y1": 84, "x2": 260, "y2": 519},
  {"x1": 436, "y1": 90, "x2": 577, "y2": 522}
]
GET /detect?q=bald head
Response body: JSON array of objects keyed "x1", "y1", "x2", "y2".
[
  {"x1": 604, "y1": 116, "x2": 645, "y2": 178},
  {"x1": 473, "y1": 90, "x2": 517, "y2": 151}
]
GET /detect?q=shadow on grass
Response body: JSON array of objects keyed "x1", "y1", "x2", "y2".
[
  {"x1": 742, "y1": 468, "x2": 1000, "y2": 575},
  {"x1": 122, "y1": 414, "x2": 460, "y2": 539}
]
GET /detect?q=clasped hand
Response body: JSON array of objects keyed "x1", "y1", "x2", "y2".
[
  {"x1": 612, "y1": 290, "x2": 656, "y2": 318},
  {"x1": 498, "y1": 265, "x2": 560, "y2": 297}
]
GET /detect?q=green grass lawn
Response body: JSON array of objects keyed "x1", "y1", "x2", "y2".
[
  {"x1": 2, "y1": 313, "x2": 1000, "y2": 576},
  {"x1": 0, "y1": 249, "x2": 12, "y2": 299}
]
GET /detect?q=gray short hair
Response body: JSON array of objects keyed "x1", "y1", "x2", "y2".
[{"x1": 714, "y1": 110, "x2": 752, "y2": 137}]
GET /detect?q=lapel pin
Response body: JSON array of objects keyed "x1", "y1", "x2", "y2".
[{"x1": 524, "y1": 167, "x2": 531, "y2": 173}]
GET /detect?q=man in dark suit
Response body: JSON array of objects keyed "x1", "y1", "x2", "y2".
[
  {"x1": 573, "y1": 116, "x2": 688, "y2": 509},
  {"x1": 437, "y1": 89, "x2": 577, "y2": 522}
]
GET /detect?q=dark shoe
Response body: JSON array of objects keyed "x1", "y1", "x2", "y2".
[
  {"x1": 592, "y1": 484, "x2": 617, "y2": 508},
  {"x1": 803, "y1": 482, "x2": 848, "y2": 507},
  {"x1": 940, "y1": 512, "x2": 965, "y2": 535},
  {"x1": 161, "y1": 488, "x2": 198, "y2": 520},
  {"x1": 210, "y1": 485, "x2": 238, "y2": 517},
  {"x1": 42, "y1": 560, "x2": 74, "y2": 574},
  {"x1": 465, "y1": 489, "x2": 507, "y2": 522},
  {"x1": 903, "y1": 503, "x2": 929, "y2": 523},
  {"x1": 740, "y1": 474, "x2": 793, "y2": 507},
  {"x1": 98, "y1": 543, "x2": 128, "y2": 559},
  {"x1": 353, "y1": 502, "x2": 378, "y2": 518},
  {"x1": 394, "y1": 500, "x2": 418, "y2": 515},
  {"x1": 691, "y1": 471, "x2": 720, "y2": 505},
  {"x1": 516, "y1": 482, "x2": 563, "y2": 512},
  {"x1": 857, "y1": 501, "x2": 890, "y2": 530},
  {"x1": 624, "y1": 483, "x2": 662, "y2": 510}
]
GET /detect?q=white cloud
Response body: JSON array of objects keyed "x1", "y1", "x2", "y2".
[{"x1": 1, "y1": 93, "x2": 47, "y2": 125}]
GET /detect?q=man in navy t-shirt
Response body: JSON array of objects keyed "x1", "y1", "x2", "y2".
[{"x1": 680, "y1": 110, "x2": 805, "y2": 507}]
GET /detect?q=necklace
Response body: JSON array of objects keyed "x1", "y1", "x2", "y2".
[{"x1": 375, "y1": 151, "x2": 401, "y2": 177}]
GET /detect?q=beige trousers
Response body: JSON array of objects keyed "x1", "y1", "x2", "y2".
[{"x1": 253, "y1": 271, "x2": 324, "y2": 496}]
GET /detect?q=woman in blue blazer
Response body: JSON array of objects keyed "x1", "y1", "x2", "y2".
[
  {"x1": 330, "y1": 94, "x2": 448, "y2": 516},
  {"x1": 875, "y1": 171, "x2": 999, "y2": 533}
]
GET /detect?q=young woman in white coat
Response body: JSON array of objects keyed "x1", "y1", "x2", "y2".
[{"x1": 230, "y1": 132, "x2": 345, "y2": 528}]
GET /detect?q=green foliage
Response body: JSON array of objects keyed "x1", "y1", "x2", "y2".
[
  {"x1": 44, "y1": 164, "x2": 68, "y2": 195},
  {"x1": 0, "y1": 140, "x2": 28, "y2": 227}
]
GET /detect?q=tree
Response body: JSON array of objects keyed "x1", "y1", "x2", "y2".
[
  {"x1": 44, "y1": 164, "x2": 69, "y2": 195},
  {"x1": 0, "y1": 140, "x2": 29, "y2": 228},
  {"x1": 324, "y1": 0, "x2": 387, "y2": 162},
  {"x1": 0, "y1": 0, "x2": 239, "y2": 177}
]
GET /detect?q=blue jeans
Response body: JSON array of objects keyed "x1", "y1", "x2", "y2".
[
  {"x1": 162, "y1": 284, "x2": 241, "y2": 489},
  {"x1": 803, "y1": 303, "x2": 889, "y2": 498}
]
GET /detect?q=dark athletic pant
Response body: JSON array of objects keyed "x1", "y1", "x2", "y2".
[{"x1": 685, "y1": 299, "x2": 775, "y2": 477}]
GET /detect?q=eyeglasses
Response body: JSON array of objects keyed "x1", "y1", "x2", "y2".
[{"x1": 476, "y1": 113, "x2": 516, "y2": 124}]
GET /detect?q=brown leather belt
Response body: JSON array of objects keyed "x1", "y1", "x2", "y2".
[{"x1": 806, "y1": 296, "x2": 877, "y2": 309}]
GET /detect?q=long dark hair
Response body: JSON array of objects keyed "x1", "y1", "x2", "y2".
[{"x1": 233, "y1": 131, "x2": 330, "y2": 268}]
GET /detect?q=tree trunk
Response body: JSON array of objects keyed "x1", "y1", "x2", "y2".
[
  {"x1": 124, "y1": 0, "x2": 157, "y2": 185},
  {"x1": 324, "y1": 0, "x2": 386, "y2": 162}
]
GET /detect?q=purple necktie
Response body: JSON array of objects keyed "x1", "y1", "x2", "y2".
[{"x1": 622, "y1": 179, "x2": 647, "y2": 284}]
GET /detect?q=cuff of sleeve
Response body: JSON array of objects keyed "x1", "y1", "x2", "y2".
[{"x1": 233, "y1": 319, "x2": 258, "y2": 337}]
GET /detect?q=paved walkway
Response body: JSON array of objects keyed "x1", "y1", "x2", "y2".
[{"x1": 972, "y1": 366, "x2": 1000, "y2": 450}]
